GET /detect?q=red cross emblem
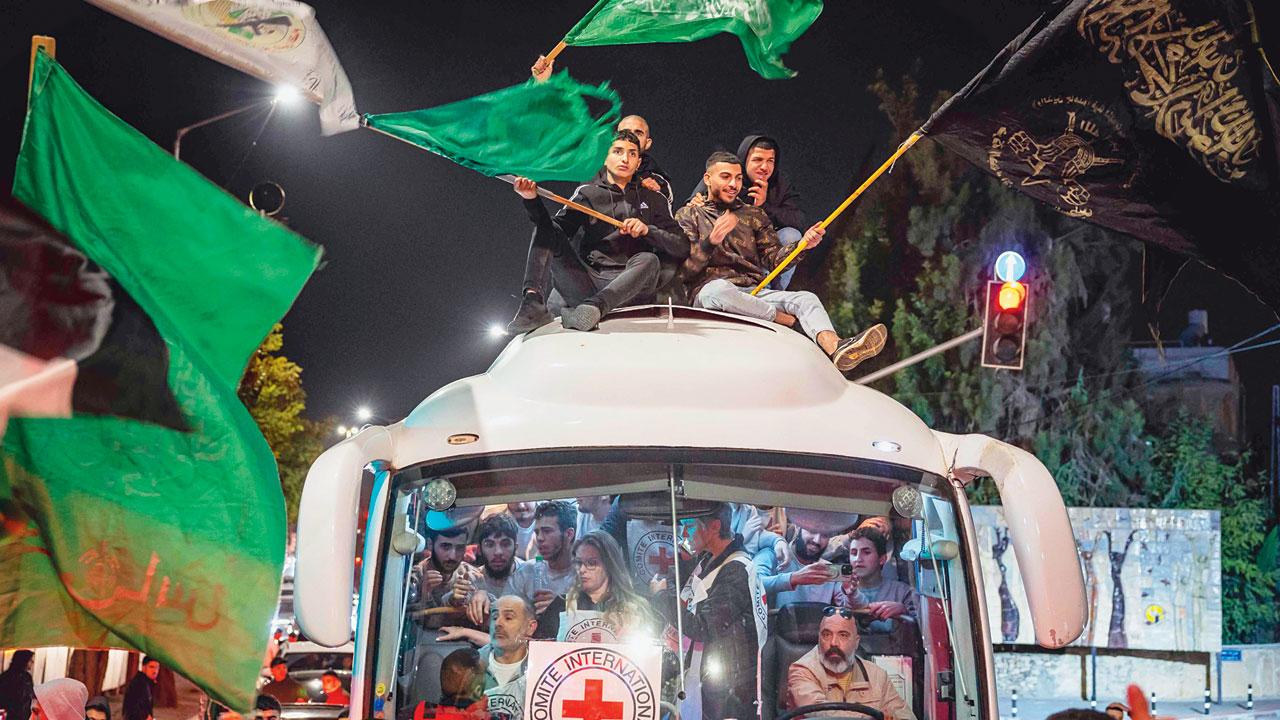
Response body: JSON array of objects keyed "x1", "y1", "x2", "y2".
[
  {"x1": 647, "y1": 545, "x2": 674, "y2": 575},
  {"x1": 562, "y1": 679, "x2": 624, "y2": 720}
]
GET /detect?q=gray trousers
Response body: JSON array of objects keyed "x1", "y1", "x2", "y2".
[{"x1": 694, "y1": 278, "x2": 835, "y2": 342}]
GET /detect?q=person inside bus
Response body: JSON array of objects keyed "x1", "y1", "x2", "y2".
[
  {"x1": 652, "y1": 503, "x2": 764, "y2": 720},
  {"x1": 552, "y1": 530, "x2": 657, "y2": 642},
  {"x1": 504, "y1": 130, "x2": 690, "y2": 334},
  {"x1": 763, "y1": 522, "x2": 851, "y2": 607},
  {"x1": 676, "y1": 151, "x2": 887, "y2": 374},
  {"x1": 834, "y1": 526, "x2": 919, "y2": 632},
  {"x1": 505, "y1": 502, "x2": 537, "y2": 560},
  {"x1": 410, "y1": 649, "x2": 488, "y2": 720},
  {"x1": 508, "y1": 500, "x2": 578, "y2": 636},
  {"x1": 320, "y1": 671, "x2": 350, "y2": 706},
  {"x1": 414, "y1": 523, "x2": 474, "y2": 612},
  {"x1": 455, "y1": 515, "x2": 527, "y2": 625},
  {"x1": 574, "y1": 495, "x2": 613, "y2": 538},
  {"x1": 786, "y1": 607, "x2": 916, "y2": 720},
  {"x1": 827, "y1": 516, "x2": 901, "y2": 582}
]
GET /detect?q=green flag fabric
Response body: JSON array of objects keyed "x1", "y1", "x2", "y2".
[
  {"x1": 2, "y1": 51, "x2": 319, "y2": 711},
  {"x1": 365, "y1": 71, "x2": 622, "y2": 182},
  {"x1": 563, "y1": 0, "x2": 823, "y2": 79}
]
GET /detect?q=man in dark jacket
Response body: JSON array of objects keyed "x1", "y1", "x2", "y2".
[
  {"x1": 691, "y1": 134, "x2": 807, "y2": 289},
  {"x1": 617, "y1": 115, "x2": 675, "y2": 208},
  {"x1": 506, "y1": 130, "x2": 689, "y2": 333},
  {"x1": 654, "y1": 504, "x2": 767, "y2": 720},
  {"x1": 678, "y1": 151, "x2": 887, "y2": 373},
  {"x1": 123, "y1": 656, "x2": 159, "y2": 720}
]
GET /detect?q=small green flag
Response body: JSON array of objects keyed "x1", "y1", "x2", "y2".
[
  {"x1": 564, "y1": 0, "x2": 823, "y2": 79},
  {"x1": 365, "y1": 71, "x2": 621, "y2": 182},
  {"x1": 2, "y1": 51, "x2": 319, "y2": 711}
]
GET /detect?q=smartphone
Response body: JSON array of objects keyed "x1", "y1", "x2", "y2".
[{"x1": 824, "y1": 563, "x2": 854, "y2": 581}]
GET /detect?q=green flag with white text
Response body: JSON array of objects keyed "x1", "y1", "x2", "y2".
[
  {"x1": 1, "y1": 51, "x2": 320, "y2": 711},
  {"x1": 563, "y1": 0, "x2": 823, "y2": 79}
]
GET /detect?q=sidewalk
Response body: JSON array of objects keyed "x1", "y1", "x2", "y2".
[{"x1": 999, "y1": 698, "x2": 1280, "y2": 720}]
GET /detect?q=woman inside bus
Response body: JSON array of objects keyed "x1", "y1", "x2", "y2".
[{"x1": 556, "y1": 530, "x2": 660, "y2": 642}]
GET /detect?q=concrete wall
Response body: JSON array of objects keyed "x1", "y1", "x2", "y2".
[{"x1": 995, "y1": 645, "x2": 1280, "y2": 701}]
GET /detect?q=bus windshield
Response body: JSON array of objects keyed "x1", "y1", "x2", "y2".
[{"x1": 366, "y1": 452, "x2": 984, "y2": 720}]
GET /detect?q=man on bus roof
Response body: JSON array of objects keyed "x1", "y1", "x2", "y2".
[
  {"x1": 676, "y1": 150, "x2": 887, "y2": 374},
  {"x1": 504, "y1": 130, "x2": 689, "y2": 334}
]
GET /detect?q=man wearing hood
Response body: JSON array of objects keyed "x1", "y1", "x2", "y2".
[
  {"x1": 678, "y1": 151, "x2": 887, "y2": 373},
  {"x1": 692, "y1": 134, "x2": 807, "y2": 289},
  {"x1": 506, "y1": 130, "x2": 689, "y2": 333}
]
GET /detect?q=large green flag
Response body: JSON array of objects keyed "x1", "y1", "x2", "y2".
[
  {"x1": 1, "y1": 51, "x2": 320, "y2": 711},
  {"x1": 563, "y1": 0, "x2": 823, "y2": 79},
  {"x1": 365, "y1": 71, "x2": 622, "y2": 182}
]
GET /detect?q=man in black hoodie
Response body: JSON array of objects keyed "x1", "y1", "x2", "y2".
[
  {"x1": 692, "y1": 134, "x2": 807, "y2": 289},
  {"x1": 506, "y1": 130, "x2": 689, "y2": 333}
]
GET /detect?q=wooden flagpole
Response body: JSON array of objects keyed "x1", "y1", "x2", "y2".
[
  {"x1": 360, "y1": 118, "x2": 623, "y2": 228},
  {"x1": 29, "y1": 36, "x2": 56, "y2": 101},
  {"x1": 749, "y1": 130, "x2": 924, "y2": 295}
]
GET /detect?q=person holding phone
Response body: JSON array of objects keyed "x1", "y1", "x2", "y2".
[{"x1": 763, "y1": 524, "x2": 852, "y2": 608}]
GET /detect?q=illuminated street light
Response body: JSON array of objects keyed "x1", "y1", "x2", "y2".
[
  {"x1": 274, "y1": 84, "x2": 301, "y2": 105},
  {"x1": 356, "y1": 407, "x2": 373, "y2": 422},
  {"x1": 488, "y1": 323, "x2": 508, "y2": 339},
  {"x1": 336, "y1": 425, "x2": 348, "y2": 437}
]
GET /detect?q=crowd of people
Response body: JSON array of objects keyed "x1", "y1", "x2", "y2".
[
  {"x1": 402, "y1": 494, "x2": 925, "y2": 720},
  {"x1": 502, "y1": 58, "x2": 889, "y2": 375}
]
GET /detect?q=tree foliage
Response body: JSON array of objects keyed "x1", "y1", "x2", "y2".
[
  {"x1": 237, "y1": 324, "x2": 325, "y2": 523},
  {"x1": 825, "y1": 71, "x2": 1277, "y2": 642}
]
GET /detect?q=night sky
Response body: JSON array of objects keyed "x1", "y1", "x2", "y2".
[{"x1": 5, "y1": 1, "x2": 1280, "y2": 447}]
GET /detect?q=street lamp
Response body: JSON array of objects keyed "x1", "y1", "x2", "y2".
[
  {"x1": 356, "y1": 407, "x2": 373, "y2": 422},
  {"x1": 487, "y1": 323, "x2": 508, "y2": 339},
  {"x1": 172, "y1": 85, "x2": 298, "y2": 160}
]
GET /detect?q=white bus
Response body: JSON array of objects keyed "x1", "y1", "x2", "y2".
[{"x1": 294, "y1": 306, "x2": 1086, "y2": 720}]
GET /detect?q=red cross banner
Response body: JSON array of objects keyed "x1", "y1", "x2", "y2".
[{"x1": 524, "y1": 641, "x2": 662, "y2": 720}]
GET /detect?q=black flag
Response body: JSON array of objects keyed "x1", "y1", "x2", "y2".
[
  {"x1": 0, "y1": 196, "x2": 187, "y2": 431},
  {"x1": 923, "y1": 0, "x2": 1280, "y2": 309}
]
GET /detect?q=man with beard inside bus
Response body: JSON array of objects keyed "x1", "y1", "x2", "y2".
[
  {"x1": 455, "y1": 514, "x2": 526, "y2": 625},
  {"x1": 415, "y1": 525, "x2": 472, "y2": 611},
  {"x1": 509, "y1": 500, "x2": 578, "y2": 637},
  {"x1": 764, "y1": 524, "x2": 848, "y2": 607},
  {"x1": 787, "y1": 607, "x2": 915, "y2": 719}
]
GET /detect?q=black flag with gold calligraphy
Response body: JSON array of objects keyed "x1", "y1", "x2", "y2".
[{"x1": 922, "y1": 0, "x2": 1280, "y2": 309}]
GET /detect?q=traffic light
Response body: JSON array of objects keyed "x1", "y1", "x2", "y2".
[{"x1": 982, "y1": 279, "x2": 1030, "y2": 369}]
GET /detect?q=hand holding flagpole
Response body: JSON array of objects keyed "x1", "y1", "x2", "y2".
[
  {"x1": 496, "y1": 175, "x2": 624, "y2": 229},
  {"x1": 749, "y1": 131, "x2": 924, "y2": 295}
]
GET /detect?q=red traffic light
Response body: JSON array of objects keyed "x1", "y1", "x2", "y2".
[{"x1": 997, "y1": 281, "x2": 1026, "y2": 311}]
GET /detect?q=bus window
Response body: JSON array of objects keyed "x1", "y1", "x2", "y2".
[{"x1": 367, "y1": 455, "x2": 982, "y2": 720}]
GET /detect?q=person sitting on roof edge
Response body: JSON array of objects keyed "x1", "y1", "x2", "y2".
[
  {"x1": 505, "y1": 129, "x2": 689, "y2": 334},
  {"x1": 676, "y1": 150, "x2": 887, "y2": 373}
]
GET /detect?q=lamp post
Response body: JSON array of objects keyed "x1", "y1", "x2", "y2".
[{"x1": 172, "y1": 86, "x2": 300, "y2": 160}]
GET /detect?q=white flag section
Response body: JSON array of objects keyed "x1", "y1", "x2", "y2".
[
  {"x1": 0, "y1": 345, "x2": 76, "y2": 440},
  {"x1": 84, "y1": 0, "x2": 359, "y2": 135},
  {"x1": 525, "y1": 641, "x2": 662, "y2": 720}
]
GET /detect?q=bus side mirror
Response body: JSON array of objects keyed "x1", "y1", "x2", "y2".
[
  {"x1": 296, "y1": 425, "x2": 394, "y2": 647},
  {"x1": 933, "y1": 431, "x2": 1086, "y2": 649}
]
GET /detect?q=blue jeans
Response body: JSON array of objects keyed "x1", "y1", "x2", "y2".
[{"x1": 772, "y1": 226, "x2": 802, "y2": 290}]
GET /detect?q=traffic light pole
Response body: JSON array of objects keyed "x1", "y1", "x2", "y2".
[{"x1": 854, "y1": 328, "x2": 983, "y2": 385}]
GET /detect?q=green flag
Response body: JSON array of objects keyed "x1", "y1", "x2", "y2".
[
  {"x1": 563, "y1": 0, "x2": 823, "y2": 79},
  {"x1": 1, "y1": 51, "x2": 319, "y2": 711},
  {"x1": 365, "y1": 71, "x2": 621, "y2": 182}
]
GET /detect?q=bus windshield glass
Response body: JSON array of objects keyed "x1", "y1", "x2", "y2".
[{"x1": 368, "y1": 453, "x2": 983, "y2": 720}]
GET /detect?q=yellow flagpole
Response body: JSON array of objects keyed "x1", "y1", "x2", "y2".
[
  {"x1": 29, "y1": 36, "x2": 56, "y2": 101},
  {"x1": 750, "y1": 130, "x2": 924, "y2": 295}
]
